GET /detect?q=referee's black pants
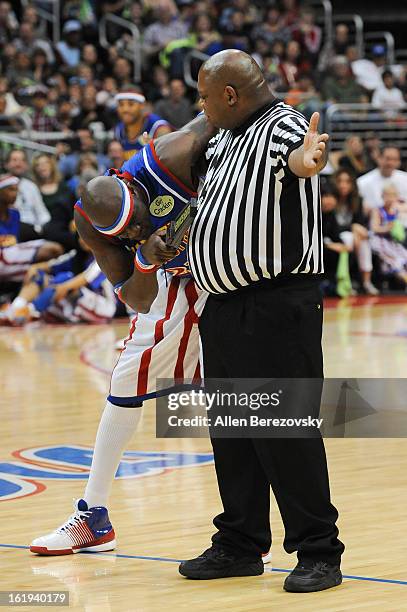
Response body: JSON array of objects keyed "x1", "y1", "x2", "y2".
[{"x1": 199, "y1": 276, "x2": 344, "y2": 566}]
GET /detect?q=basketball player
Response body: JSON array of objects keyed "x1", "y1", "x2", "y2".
[
  {"x1": 30, "y1": 117, "x2": 273, "y2": 563},
  {"x1": 5, "y1": 243, "x2": 116, "y2": 325},
  {"x1": 29, "y1": 114, "x2": 215, "y2": 555},
  {"x1": 114, "y1": 90, "x2": 172, "y2": 160},
  {"x1": 0, "y1": 174, "x2": 62, "y2": 286}
]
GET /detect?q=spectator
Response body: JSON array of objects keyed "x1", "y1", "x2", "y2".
[
  {"x1": 112, "y1": 57, "x2": 133, "y2": 89},
  {"x1": 284, "y1": 73, "x2": 322, "y2": 121},
  {"x1": 0, "y1": 174, "x2": 62, "y2": 286},
  {"x1": 56, "y1": 20, "x2": 82, "y2": 70},
  {"x1": 31, "y1": 154, "x2": 76, "y2": 251},
  {"x1": 251, "y1": 37, "x2": 269, "y2": 72},
  {"x1": 96, "y1": 76, "x2": 118, "y2": 107},
  {"x1": 279, "y1": 40, "x2": 310, "y2": 89},
  {"x1": 154, "y1": 79, "x2": 194, "y2": 128},
  {"x1": 70, "y1": 85, "x2": 111, "y2": 131},
  {"x1": 58, "y1": 129, "x2": 110, "y2": 179},
  {"x1": 81, "y1": 44, "x2": 104, "y2": 81},
  {"x1": 56, "y1": 96, "x2": 75, "y2": 131},
  {"x1": 13, "y1": 21, "x2": 54, "y2": 64},
  {"x1": 32, "y1": 48, "x2": 53, "y2": 84},
  {"x1": 21, "y1": 4, "x2": 46, "y2": 38},
  {"x1": 0, "y1": 1, "x2": 18, "y2": 46},
  {"x1": 291, "y1": 8, "x2": 321, "y2": 66},
  {"x1": 145, "y1": 65, "x2": 171, "y2": 103},
  {"x1": 321, "y1": 187, "x2": 353, "y2": 297},
  {"x1": 334, "y1": 169, "x2": 378, "y2": 294},
  {"x1": 370, "y1": 184, "x2": 407, "y2": 286},
  {"x1": 321, "y1": 56, "x2": 367, "y2": 104},
  {"x1": 66, "y1": 152, "x2": 100, "y2": 197},
  {"x1": 27, "y1": 86, "x2": 60, "y2": 133},
  {"x1": 346, "y1": 46, "x2": 383, "y2": 93},
  {"x1": 219, "y1": 10, "x2": 250, "y2": 52},
  {"x1": 191, "y1": 13, "x2": 222, "y2": 56},
  {"x1": 372, "y1": 70, "x2": 405, "y2": 118},
  {"x1": 114, "y1": 90, "x2": 171, "y2": 160},
  {"x1": 251, "y1": 7, "x2": 290, "y2": 47},
  {"x1": 0, "y1": 76, "x2": 23, "y2": 117},
  {"x1": 143, "y1": 2, "x2": 188, "y2": 62},
  {"x1": 364, "y1": 132, "x2": 382, "y2": 169},
  {"x1": 107, "y1": 140, "x2": 125, "y2": 170},
  {"x1": 338, "y1": 136, "x2": 372, "y2": 178},
  {"x1": 357, "y1": 147, "x2": 407, "y2": 217},
  {"x1": 333, "y1": 24, "x2": 350, "y2": 55},
  {"x1": 5, "y1": 149, "x2": 51, "y2": 232},
  {"x1": 6, "y1": 51, "x2": 34, "y2": 89}
]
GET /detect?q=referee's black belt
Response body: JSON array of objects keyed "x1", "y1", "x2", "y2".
[{"x1": 209, "y1": 274, "x2": 322, "y2": 300}]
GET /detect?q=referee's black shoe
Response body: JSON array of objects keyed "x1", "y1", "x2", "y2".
[
  {"x1": 284, "y1": 561, "x2": 342, "y2": 592},
  {"x1": 179, "y1": 545, "x2": 264, "y2": 580}
]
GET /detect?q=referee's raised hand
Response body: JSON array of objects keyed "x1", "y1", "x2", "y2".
[{"x1": 303, "y1": 112, "x2": 329, "y2": 169}]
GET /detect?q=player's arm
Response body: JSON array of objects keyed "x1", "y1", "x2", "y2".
[
  {"x1": 74, "y1": 210, "x2": 158, "y2": 313},
  {"x1": 155, "y1": 124, "x2": 172, "y2": 138},
  {"x1": 153, "y1": 114, "x2": 217, "y2": 189}
]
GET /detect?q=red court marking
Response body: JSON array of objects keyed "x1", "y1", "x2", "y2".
[
  {"x1": 0, "y1": 478, "x2": 46, "y2": 503},
  {"x1": 79, "y1": 347, "x2": 111, "y2": 375},
  {"x1": 324, "y1": 295, "x2": 407, "y2": 309},
  {"x1": 349, "y1": 331, "x2": 407, "y2": 339}
]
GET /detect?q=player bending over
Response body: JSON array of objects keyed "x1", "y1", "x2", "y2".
[{"x1": 30, "y1": 114, "x2": 214, "y2": 554}]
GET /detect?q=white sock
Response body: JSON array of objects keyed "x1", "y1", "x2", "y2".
[
  {"x1": 11, "y1": 297, "x2": 27, "y2": 311},
  {"x1": 84, "y1": 400, "x2": 142, "y2": 508}
]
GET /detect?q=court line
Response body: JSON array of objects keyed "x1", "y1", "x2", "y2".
[{"x1": 2, "y1": 544, "x2": 406, "y2": 585}]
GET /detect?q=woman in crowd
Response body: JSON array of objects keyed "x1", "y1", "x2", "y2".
[
  {"x1": 334, "y1": 168, "x2": 379, "y2": 295},
  {"x1": 338, "y1": 136, "x2": 372, "y2": 178},
  {"x1": 32, "y1": 154, "x2": 76, "y2": 251}
]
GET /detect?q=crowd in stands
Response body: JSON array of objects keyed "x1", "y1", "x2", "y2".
[{"x1": 1, "y1": 0, "x2": 407, "y2": 325}]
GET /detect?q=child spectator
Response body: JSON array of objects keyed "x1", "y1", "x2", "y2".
[{"x1": 370, "y1": 185, "x2": 407, "y2": 286}]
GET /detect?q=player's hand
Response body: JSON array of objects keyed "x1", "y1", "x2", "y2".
[
  {"x1": 138, "y1": 131, "x2": 153, "y2": 147},
  {"x1": 53, "y1": 283, "x2": 71, "y2": 302},
  {"x1": 303, "y1": 112, "x2": 329, "y2": 169},
  {"x1": 141, "y1": 229, "x2": 177, "y2": 266}
]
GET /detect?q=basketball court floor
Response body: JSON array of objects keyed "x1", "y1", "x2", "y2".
[{"x1": 1, "y1": 295, "x2": 407, "y2": 611}]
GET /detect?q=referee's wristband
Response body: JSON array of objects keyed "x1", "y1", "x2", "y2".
[{"x1": 134, "y1": 247, "x2": 159, "y2": 274}]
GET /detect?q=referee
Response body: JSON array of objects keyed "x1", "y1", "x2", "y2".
[{"x1": 180, "y1": 51, "x2": 344, "y2": 592}]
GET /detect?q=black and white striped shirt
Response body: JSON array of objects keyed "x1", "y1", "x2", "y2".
[{"x1": 188, "y1": 100, "x2": 323, "y2": 294}]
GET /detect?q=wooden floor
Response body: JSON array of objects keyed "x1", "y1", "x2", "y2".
[{"x1": 1, "y1": 296, "x2": 407, "y2": 611}]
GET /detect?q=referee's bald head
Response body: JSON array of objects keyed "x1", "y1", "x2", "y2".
[{"x1": 198, "y1": 50, "x2": 273, "y2": 130}]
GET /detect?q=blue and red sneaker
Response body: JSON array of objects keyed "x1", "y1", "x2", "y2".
[{"x1": 30, "y1": 499, "x2": 116, "y2": 555}]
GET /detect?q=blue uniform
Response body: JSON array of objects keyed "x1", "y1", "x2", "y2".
[
  {"x1": 75, "y1": 141, "x2": 197, "y2": 278},
  {"x1": 0, "y1": 208, "x2": 20, "y2": 247},
  {"x1": 114, "y1": 114, "x2": 171, "y2": 160}
]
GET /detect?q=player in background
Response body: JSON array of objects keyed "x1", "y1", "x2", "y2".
[
  {"x1": 0, "y1": 175, "x2": 62, "y2": 290},
  {"x1": 3, "y1": 241, "x2": 116, "y2": 325},
  {"x1": 114, "y1": 90, "x2": 172, "y2": 160}
]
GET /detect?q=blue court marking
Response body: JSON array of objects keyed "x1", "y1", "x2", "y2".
[{"x1": 2, "y1": 544, "x2": 407, "y2": 586}]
